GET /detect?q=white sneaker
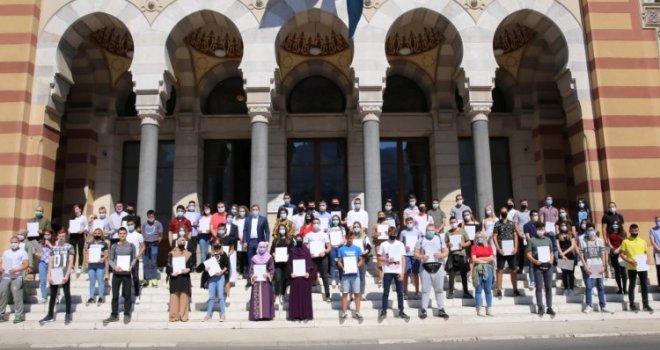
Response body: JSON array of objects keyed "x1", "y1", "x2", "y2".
[
  {"x1": 75, "y1": 268, "x2": 82, "y2": 275},
  {"x1": 135, "y1": 296, "x2": 141, "y2": 305},
  {"x1": 583, "y1": 305, "x2": 593, "y2": 314}
]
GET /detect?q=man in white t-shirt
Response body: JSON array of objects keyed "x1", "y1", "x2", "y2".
[
  {"x1": 346, "y1": 198, "x2": 369, "y2": 229},
  {"x1": 108, "y1": 202, "x2": 128, "y2": 244},
  {"x1": 0, "y1": 235, "x2": 29, "y2": 323},
  {"x1": 304, "y1": 218, "x2": 332, "y2": 301},
  {"x1": 414, "y1": 224, "x2": 449, "y2": 319},
  {"x1": 125, "y1": 219, "x2": 145, "y2": 305},
  {"x1": 378, "y1": 227, "x2": 409, "y2": 320}
]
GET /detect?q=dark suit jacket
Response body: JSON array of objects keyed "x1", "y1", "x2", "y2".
[{"x1": 243, "y1": 215, "x2": 270, "y2": 243}]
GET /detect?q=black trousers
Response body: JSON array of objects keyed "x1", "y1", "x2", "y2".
[
  {"x1": 132, "y1": 260, "x2": 141, "y2": 297},
  {"x1": 628, "y1": 270, "x2": 649, "y2": 307},
  {"x1": 273, "y1": 262, "x2": 289, "y2": 296},
  {"x1": 611, "y1": 253, "x2": 628, "y2": 292},
  {"x1": 312, "y1": 256, "x2": 330, "y2": 298},
  {"x1": 47, "y1": 281, "x2": 71, "y2": 316},
  {"x1": 69, "y1": 234, "x2": 85, "y2": 267},
  {"x1": 447, "y1": 255, "x2": 469, "y2": 294},
  {"x1": 111, "y1": 274, "x2": 132, "y2": 317},
  {"x1": 187, "y1": 236, "x2": 198, "y2": 267}
]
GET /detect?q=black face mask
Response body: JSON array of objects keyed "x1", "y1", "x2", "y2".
[
  {"x1": 500, "y1": 212, "x2": 508, "y2": 219},
  {"x1": 295, "y1": 240, "x2": 303, "y2": 247},
  {"x1": 507, "y1": 204, "x2": 514, "y2": 210},
  {"x1": 298, "y1": 207, "x2": 306, "y2": 213},
  {"x1": 388, "y1": 235, "x2": 397, "y2": 241},
  {"x1": 377, "y1": 217, "x2": 385, "y2": 222},
  {"x1": 127, "y1": 210, "x2": 134, "y2": 215},
  {"x1": 331, "y1": 203, "x2": 340, "y2": 209},
  {"x1": 520, "y1": 205, "x2": 528, "y2": 211},
  {"x1": 177, "y1": 244, "x2": 185, "y2": 250},
  {"x1": 213, "y1": 245, "x2": 222, "y2": 249}
]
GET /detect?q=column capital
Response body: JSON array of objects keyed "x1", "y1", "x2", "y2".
[
  {"x1": 358, "y1": 102, "x2": 382, "y2": 123},
  {"x1": 247, "y1": 103, "x2": 272, "y2": 124},
  {"x1": 466, "y1": 103, "x2": 491, "y2": 123},
  {"x1": 137, "y1": 109, "x2": 164, "y2": 126}
]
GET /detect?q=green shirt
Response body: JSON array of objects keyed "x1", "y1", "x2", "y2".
[{"x1": 527, "y1": 236, "x2": 552, "y2": 260}]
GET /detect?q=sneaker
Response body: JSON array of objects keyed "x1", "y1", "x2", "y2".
[
  {"x1": 437, "y1": 308, "x2": 449, "y2": 319},
  {"x1": 496, "y1": 290, "x2": 503, "y2": 299},
  {"x1": 97, "y1": 298, "x2": 104, "y2": 305},
  {"x1": 75, "y1": 268, "x2": 82, "y2": 275},
  {"x1": 419, "y1": 309, "x2": 427, "y2": 319},
  {"x1": 583, "y1": 305, "x2": 593, "y2": 314},
  {"x1": 463, "y1": 291, "x2": 473, "y2": 299},
  {"x1": 123, "y1": 315, "x2": 131, "y2": 324},
  {"x1": 354, "y1": 312, "x2": 363, "y2": 320},
  {"x1": 529, "y1": 282, "x2": 535, "y2": 290},
  {"x1": 600, "y1": 307, "x2": 613, "y2": 314},
  {"x1": 39, "y1": 315, "x2": 55, "y2": 324},
  {"x1": 103, "y1": 315, "x2": 119, "y2": 324},
  {"x1": 64, "y1": 313, "x2": 72, "y2": 325},
  {"x1": 135, "y1": 296, "x2": 141, "y2": 305},
  {"x1": 447, "y1": 292, "x2": 454, "y2": 299},
  {"x1": 203, "y1": 314, "x2": 212, "y2": 322},
  {"x1": 547, "y1": 307, "x2": 556, "y2": 316},
  {"x1": 486, "y1": 308, "x2": 494, "y2": 316},
  {"x1": 476, "y1": 307, "x2": 484, "y2": 317},
  {"x1": 643, "y1": 305, "x2": 654, "y2": 312},
  {"x1": 151, "y1": 279, "x2": 158, "y2": 287},
  {"x1": 398, "y1": 311, "x2": 410, "y2": 320},
  {"x1": 40, "y1": 298, "x2": 47, "y2": 304},
  {"x1": 378, "y1": 310, "x2": 387, "y2": 321},
  {"x1": 562, "y1": 290, "x2": 569, "y2": 296},
  {"x1": 537, "y1": 306, "x2": 545, "y2": 316},
  {"x1": 141, "y1": 280, "x2": 149, "y2": 287},
  {"x1": 13, "y1": 315, "x2": 24, "y2": 324},
  {"x1": 615, "y1": 289, "x2": 624, "y2": 295},
  {"x1": 630, "y1": 304, "x2": 639, "y2": 312},
  {"x1": 513, "y1": 289, "x2": 521, "y2": 297},
  {"x1": 341, "y1": 312, "x2": 348, "y2": 320},
  {"x1": 86, "y1": 298, "x2": 95, "y2": 305},
  {"x1": 219, "y1": 314, "x2": 225, "y2": 322}
]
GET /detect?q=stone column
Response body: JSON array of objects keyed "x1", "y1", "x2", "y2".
[
  {"x1": 248, "y1": 105, "x2": 271, "y2": 211},
  {"x1": 469, "y1": 107, "x2": 494, "y2": 219},
  {"x1": 136, "y1": 110, "x2": 163, "y2": 220},
  {"x1": 360, "y1": 104, "x2": 382, "y2": 225}
]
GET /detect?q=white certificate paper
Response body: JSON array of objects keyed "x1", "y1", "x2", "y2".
[
  {"x1": 404, "y1": 233, "x2": 418, "y2": 251},
  {"x1": 117, "y1": 255, "x2": 130, "y2": 271},
  {"x1": 450, "y1": 235, "x2": 462, "y2": 251},
  {"x1": 204, "y1": 257, "x2": 221, "y2": 275},
  {"x1": 254, "y1": 264, "x2": 267, "y2": 282},
  {"x1": 329, "y1": 230, "x2": 343, "y2": 246},
  {"x1": 353, "y1": 239, "x2": 364, "y2": 254},
  {"x1": 27, "y1": 222, "x2": 39, "y2": 237},
  {"x1": 384, "y1": 245, "x2": 403, "y2": 274},
  {"x1": 293, "y1": 259, "x2": 306, "y2": 276},
  {"x1": 343, "y1": 257, "x2": 358, "y2": 274},
  {"x1": 537, "y1": 246, "x2": 551, "y2": 263},
  {"x1": 590, "y1": 264, "x2": 604, "y2": 278},
  {"x1": 501, "y1": 240, "x2": 514, "y2": 256},
  {"x1": 172, "y1": 256, "x2": 186, "y2": 274},
  {"x1": 377, "y1": 225, "x2": 389, "y2": 239},
  {"x1": 88, "y1": 246, "x2": 102, "y2": 263},
  {"x1": 635, "y1": 255, "x2": 649, "y2": 272},
  {"x1": 545, "y1": 222, "x2": 556, "y2": 233},
  {"x1": 286, "y1": 208, "x2": 294, "y2": 219},
  {"x1": 309, "y1": 241, "x2": 325, "y2": 256},
  {"x1": 222, "y1": 246, "x2": 230, "y2": 254},
  {"x1": 655, "y1": 253, "x2": 660, "y2": 265},
  {"x1": 557, "y1": 258, "x2": 574, "y2": 271},
  {"x1": 275, "y1": 247, "x2": 288, "y2": 263},
  {"x1": 68, "y1": 219, "x2": 81, "y2": 234},
  {"x1": 92, "y1": 219, "x2": 105, "y2": 231},
  {"x1": 464, "y1": 225, "x2": 476, "y2": 240},
  {"x1": 51, "y1": 268, "x2": 64, "y2": 285},
  {"x1": 198, "y1": 217, "x2": 210, "y2": 233}
]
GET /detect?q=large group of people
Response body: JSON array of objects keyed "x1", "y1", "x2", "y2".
[{"x1": 0, "y1": 194, "x2": 658, "y2": 325}]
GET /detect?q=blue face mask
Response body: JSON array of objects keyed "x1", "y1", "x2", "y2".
[
  {"x1": 425, "y1": 231, "x2": 435, "y2": 239},
  {"x1": 586, "y1": 230, "x2": 595, "y2": 238},
  {"x1": 353, "y1": 228, "x2": 361, "y2": 234},
  {"x1": 227, "y1": 218, "x2": 233, "y2": 224},
  {"x1": 546, "y1": 200, "x2": 553, "y2": 206},
  {"x1": 332, "y1": 220, "x2": 340, "y2": 226},
  {"x1": 127, "y1": 225, "x2": 135, "y2": 232},
  {"x1": 176, "y1": 211, "x2": 184, "y2": 218},
  {"x1": 258, "y1": 248, "x2": 266, "y2": 255},
  {"x1": 354, "y1": 204, "x2": 361, "y2": 211},
  {"x1": 313, "y1": 224, "x2": 321, "y2": 231}
]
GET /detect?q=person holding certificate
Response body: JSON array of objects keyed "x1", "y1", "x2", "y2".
[
  {"x1": 619, "y1": 224, "x2": 652, "y2": 312},
  {"x1": 68, "y1": 204, "x2": 88, "y2": 275},
  {"x1": 270, "y1": 225, "x2": 293, "y2": 305},
  {"x1": 337, "y1": 229, "x2": 364, "y2": 320},
  {"x1": 400, "y1": 217, "x2": 421, "y2": 299},
  {"x1": 217, "y1": 222, "x2": 237, "y2": 301},
  {"x1": 378, "y1": 226, "x2": 409, "y2": 320},
  {"x1": 492, "y1": 206, "x2": 520, "y2": 298},
  {"x1": 40, "y1": 230, "x2": 75, "y2": 325},
  {"x1": 0, "y1": 235, "x2": 29, "y2": 324},
  {"x1": 86, "y1": 229, "x2": 108, "y2": 305},
  {"x1": 445, "y1": 217, "x2": 472, "y2": 299},
  {"x1": 166, "y1": 236, "x2": 194, "y2": 322},
  {"x1": 471, "y1": 231, "x2": 495, "y2": 316},
  {"x1": 249, "y1": 241, "x2": 275, "y2": 321},
  {"x1": 557, "y1": 221, "x2": 577, "y2": 296},
  {"x1": 103, "y1": 228, "x2": 136, "y2": 325},
  {"x1": 141, "y1": 210, "x2": 163, "y2": 288},
  {"x1": 287, "y1": 235, "x2": 314, "y2": 321},
  {"x1": 650, "y1": 215, "x2": 660, "y2": 290},
  {"x1": 370, "y1": 211, "x2": 390, "y2": 285},
  {"x1": 414, "y1": 224, "x2": 449, "y2": 319},
  {"x1": 272, "y1": 208, "x2": 296, "y2": 240},
  {"x1": 607, "y1": 218, "x2": 628, "y2": 295},
  {"x1": 327, "y1": 215, "x2": 346, "y2": 288},
  {"x1": 526, "y1": 222, "x2": 555, "y2": 317},
  {"x1": 202, "y1": 238, "x2": 229, "y2": 321},
  {"x1": 34, "y1": 230, "x2": 53, "y2": 304},
  {"x1": 352, "y1": 222, "x2": 372, "y2": 296},
  {"x1": 303, "y1": 218, "x2": 332, "y2": 302},
  {"x1": 578, "y1": 223, "x2": 610, "y2": 314}
]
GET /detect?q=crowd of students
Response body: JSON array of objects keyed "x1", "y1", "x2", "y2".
[{"x1": 0, "y1": 194, "x2": 658, "y2": 325}]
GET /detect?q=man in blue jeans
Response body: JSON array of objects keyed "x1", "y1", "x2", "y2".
[
  {"x1": 378, "y1": 227, "x2": 409, "y2": 320},
  {"x1": 141, "y1": 210, "x2": 163, "y2": 287},
  {"x1": 579, "y1": 223, "x2": 611, "y2": 314}
]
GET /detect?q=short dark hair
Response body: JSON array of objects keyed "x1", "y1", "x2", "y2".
[
  {"x1": 530, "y1": 210, "x2": 538, "y2": 215},
  {"x1": 534, "y1": 222, "x2": 545, "y2": 230},
  {"x1": 118, "y1": 227, "x2": 128, "y2": 234},
  {"x1": 126, "y1": 218, "x2": 135, "y2": 224},
  {"x1": 408, "y1": 194, "x2": 417, "y2": 200},
  {"x1": 147, "y1": 210, "x2": 156, "y2": 216},
  {"x1": 630, "y1": 224, "x2": 639, "y2": 231},
  {"x1": 176, "y1": 205, "x2": 185, "y2": 211},
  {"x1": 586, "y1": 222, "x2": 595, "y2": 229}
]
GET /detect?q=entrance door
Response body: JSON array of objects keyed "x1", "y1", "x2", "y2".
[{"x1": 287, "y1": 139, "x2": 347, "y2": 203}]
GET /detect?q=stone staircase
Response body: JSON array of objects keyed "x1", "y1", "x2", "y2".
[{"x1": 2, "y1": 259, "x2": 659, "y2": 330}]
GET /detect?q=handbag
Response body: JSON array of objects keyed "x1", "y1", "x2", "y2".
[
  {"x1": 538, "y1": 262, "x2": 552, "y2": 271},
  {"x1": 422, "y1": 262, "x2": 442, "y2": 273}
]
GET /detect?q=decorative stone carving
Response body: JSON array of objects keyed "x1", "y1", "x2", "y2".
[
  {"x1": 185, "y1": 28, "x2": 244, "y2": 59},
  {"x1": 362, "y1": 0, "x2": 388, "y2": 22},
  {"x1": 458, "y1": 0, "x2": 493, "y2": 22},
  {"x1": 248, "y1": 104, "x2": 272, "y2": 123},
  {"x1": 129, "y1": 0, "x2": 175, "y2": 24},
  {"x1": 138, "y1": 109, "x2": 164, "y2": 126},
  {"x1": 386, "y1": 27, "x2": 443, "y2": 57},
  {"x1": 239, "y1": 0, "x2": 269, "y2": 23},
  {"x1": 280, "y1": 31, "x2": 349, "y2": 57},
  {"x1": 493, "y1": 24, "x2": 536, "y2": 55},
  {"x1": 641, "y1": 2, "x2": 660, "y2": 59},
  {"x1": 90, "y1": 28, "x2": 133, "y2": 87},
  {"x1": 466, "y1": 103, "x2": 491, "y2": 123}
]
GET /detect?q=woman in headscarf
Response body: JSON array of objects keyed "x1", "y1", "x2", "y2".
[
  {"x1": 248, "y1": 241, "x2": 275, "y2": 321},
  {"x1": 166, "y1": 236, "x2": 194, "y2": 322},
  {"x1": 287, "y1": 234, "x2": 314, "y2": 321}
]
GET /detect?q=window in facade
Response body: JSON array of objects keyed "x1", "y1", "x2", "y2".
[
  {"x1": 204, "y1": 77, "x2": 248, "y2": 115},
  {"x1": 380, "y1": 138, "x2": 432, "y2": 211},
  {"x1": 287, "y1": 76, "x2": 345, "y2": 113},
  {"x1": 382, "y1": 75, "x2": 429, "y2": 113},
  {"x1": 203, "y1": 140, "x2": 251, "y2": 207},
  {"x1": 288, "y1": 139, "x2": 347, "y2": 203}
]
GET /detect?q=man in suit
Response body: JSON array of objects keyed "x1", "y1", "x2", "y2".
[{"x1": 243, "y1": 204, "x2": 270, "y2": 286}]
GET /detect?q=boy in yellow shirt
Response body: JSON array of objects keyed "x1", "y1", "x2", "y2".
[{"x1": 619, "y1": 224, "x2": 652, "y2": 312}]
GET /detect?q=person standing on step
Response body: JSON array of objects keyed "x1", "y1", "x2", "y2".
[
  {"x1": 125, "y1": 219, "x2": 145, "y2": 305},
  {"x1": 86, "y1": 229, "x2": 108, "y2": 305},
  {"x1": 0, "y1": 235, "x2": 29, "y2": 324},
  {"x1": 620, "y1": 224, "x2": 653, "y2": 313},
  {"x1": 471, "y1": 231, "x2": 495, "y2": 316},
  {"x1": 579, "y1": 223, "x2": 611, "y2": 314},
  {"x1": 450, "y1": 194, "x2": 471, "y2": 225},
  {"x1": 337, "y1": 229, "x2": 364, "y2": 320},
  {"x1": 649, "y1": 215, "x2": 660, "y2": 290},
  {"x1": 607, "y1": 218, "x2": 628, "y2": 295},
  {"x1": 378, "y1": 227, "x2": 409, "y2": 321},
  {"x1": 523, "y1": 210, "x2": 540, "y2": 289},
  {"x1": 250, "y1": 241, "x2": 275, "y2": 321},
  {"x1": 445, "y1": 217, "x2": 472, "y2": 299},
  {"x1": 513, "y1": 199, "x2": 531, "y2": 275},
  {"x1": 202, "y1": 237, "x2": 229, "y2": 322},
  {"x1": 493, "y1": 206, "x2": 520, "y2": 299},
  {"x1": 270, "y1": 224, "x2": 293, "y2": 306},
  {"x1": 68, "y1": 204, "x2": 88, "y2": 276},
  {"x1": 108, "y1": 202, "x2": 127, "y2": 246},
  {"x1": 303, "y1": 218, "x2": 332, "y2": 302},
  {"x1": 197, "y1": 204, "x2": 213, "y2": 266},
  {"x1": 243, "y1": 204, "x2": 270, "y2": 288},
  {"x1": 557, "y1": 220, "x2": 577, "y2": 296},
  {"x1": 34, "y1": 229, "x2": 54, "y2": 304},
  {"x1": 167, "y1": 236, "x2": 194, "y2": 322},
  {"x1": 328, "y1": 214, "x2": 346, "y2": 288},
  {"x1": 527, "y1": 222, "x2": 555, "y2": 317},
  {"x1": 103, "y1": 227, "x2": 136, "y2": 325},
  {"x1": 400, "y1": 216, "x2": 421, "y2": 299},
  {"x1": 39, "y1": 229, "x2": 75, "y2": 325},
  {"x1": 141, "y1": 210, "x2": 162, "y2": 288},
  {"x1": 414, "y1": 224, "x2": 449, "y2": 319}
]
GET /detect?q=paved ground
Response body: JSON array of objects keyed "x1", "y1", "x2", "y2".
[{"x1": 0, "y1": 318, "x2": 659, "y2": 348}]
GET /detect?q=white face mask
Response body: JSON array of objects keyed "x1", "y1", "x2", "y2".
[
  {"x1": 10, "y1": 243, "x2": 19, "y2": 250},
  {"x1": 450, "y1": 223, "x2": 459, "y2": 230}
]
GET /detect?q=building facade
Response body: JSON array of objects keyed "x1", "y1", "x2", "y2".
[{"x1": 1, "y1": 0, "x2": 660, "y2": 250}]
